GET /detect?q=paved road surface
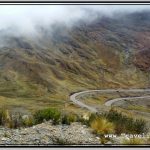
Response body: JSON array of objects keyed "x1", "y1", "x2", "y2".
[{"x1": 70, "y1": 89, "x2": 150, "y2": 113}]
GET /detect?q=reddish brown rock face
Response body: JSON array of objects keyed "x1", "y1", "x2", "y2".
[{"x1": 134, "y1": 49, "x2": 150, "y2": 71}]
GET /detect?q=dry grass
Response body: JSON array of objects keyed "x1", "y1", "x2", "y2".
[
  {"x1": 90, "y1": 117, "x2": 115, "y2": 135},
  {"x1": 90, "y1": 116, "x2": 115, "y2": 144},
  {"x1": 128, "y1": 105, "x2": 150, "y2": 113}
]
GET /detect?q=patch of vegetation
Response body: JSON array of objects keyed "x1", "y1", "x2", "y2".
[
  {"x1": 128, "y1": 105, "x2": 150, "y2": 113},
  {"x1": 104, "y1": 109, "x2": 148, "y2": 134},
  {"x1": 0, "y1": 109, "x2": 34, "y2": 128},
  {"x1": 89, "y1": 115, "x2": 115, "y2": 144},
  {"x1": 33, "y1": 108, "x2": 61, "y2": 125},
  {"x1": 62, "y1": 113, "x2": 78, "y2": 125},
  {"x1": 0, "y1": 106, "x2": 148, "y2": 145},
  {"x1": 0, "y1": 108, "x2": 81, "y2": 128},
  {"x1": 83, "y1": 110, "x2": 148, "y2": 144},
  {"x1": 22, "y1": 116, "x2": 35, "y2": 127},
  {"x1": 91, "y1": 117, "x2": 114, "y2": 142},
  {"x1": 122, "y1": 138, "x2": 145, "y2": 145}
]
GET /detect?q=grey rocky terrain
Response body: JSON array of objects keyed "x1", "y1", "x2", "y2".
[{"x1": 0, "y1": 121, "x2": 100, "y2": 145}]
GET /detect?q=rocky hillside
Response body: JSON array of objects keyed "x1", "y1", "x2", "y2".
[{"x1": 0, "y1": 10, "x2": 150, "y2": 113}]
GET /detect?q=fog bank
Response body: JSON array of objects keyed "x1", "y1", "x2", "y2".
[{"x1": 0, "y1": 5, "x2": 149, "y2": 35}]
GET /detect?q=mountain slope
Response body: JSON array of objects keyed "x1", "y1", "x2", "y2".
[{"x1": 0, "y1": 11, "x2": 150, "y2": 112}]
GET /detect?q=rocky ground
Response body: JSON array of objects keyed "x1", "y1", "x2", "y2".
[
  {"x1": 0, "y1": 120, "x2": 150, "y2": 146},
  {"x1": 0, "y1": 121, "x2": 100, "y2": 145}
]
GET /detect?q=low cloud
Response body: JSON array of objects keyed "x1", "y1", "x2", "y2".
[{"x1": 0, "y1": 5, "x2": 149, "y2": 35}]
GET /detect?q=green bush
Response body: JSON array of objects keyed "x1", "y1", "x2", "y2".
[
  {"x1": 78, "y1": 117, "x2": 88, "y2": 126},
  {"x1": 62, "y1": 114, "x2": 77, "y2": 125},
  {"x1": 104, "y1": 110, "x2": 148, "y2": 134},
  {"x1": 131, "y1": 119, "x2": 148, "y2": 134},
  {"x1": 33, "y1": 108, "x2": 61, "y2": 125}
]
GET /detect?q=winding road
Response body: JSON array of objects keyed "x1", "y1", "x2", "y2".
[{"x1": 70, "y1": 89, "x2": 150, "y2": 113}]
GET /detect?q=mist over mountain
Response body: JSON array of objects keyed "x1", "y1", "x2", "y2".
[{"x1": 0, "y1": 5, "x2": 150, "y2": 112}]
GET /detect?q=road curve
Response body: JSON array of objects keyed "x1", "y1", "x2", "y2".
[{"x1": 70, "y1": 89, "x2": 150, "y2": 113}]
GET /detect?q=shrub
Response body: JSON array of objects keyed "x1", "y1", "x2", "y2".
[
  {"x1": 104, "y1": 110, "x2": 148, "y2": 134},
  {"x1": 0, "y1": 109, "x2": 12, "y2": 127},
  {"x1": 90, "y1": 116, "x2": 115, "y2": 144},
  {"x1": 33, "y1": 108, "x2": 61, "y2": 125},
  {"x1": 0, "y1": 110, "x2": 21, "y2": 128},
  {"x1": 22, "y1": 116, "x2": 35, "y2": 127},
  {"x1": 62, "y1": 114, "x2": 77, "y2": 125},
  {"x1": 78, "y1": 117, "x2": 88, "y2": 126},
  {"x1": 7, "y1": 113, "x2": 23, "y2": 129},
  {"x1": 90, "y1": 117, "x2": 115, "y2": 135},
  {"x1": 132, "y1": 119, "x2": 148, "y2": 134},
  {"x1": 88, "y1": 113, "x2": 98, "y2": 124},
  {"x1": 78, "y1": 113, "x2": 98, "y2": 126},
  {"x1": 0, "y1": 110, "x2": 34, "y2": 128}
]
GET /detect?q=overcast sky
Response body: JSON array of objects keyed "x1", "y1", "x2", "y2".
[{"x1": 0, "y1": 5, "x2": 149, "y2": 34}]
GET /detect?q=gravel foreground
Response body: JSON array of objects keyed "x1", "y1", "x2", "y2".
[{"x1": 0, "y1": 121, "x2": 100, "y2": 145}]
